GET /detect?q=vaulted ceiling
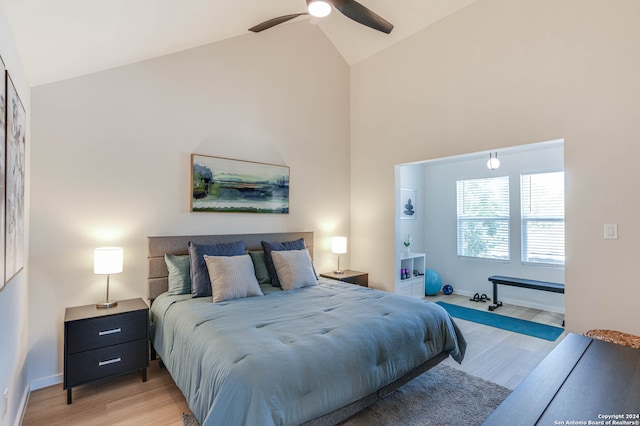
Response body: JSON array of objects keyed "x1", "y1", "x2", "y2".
[{"x1": 2, "y1": 0, "x2": 475, "y2": 86}]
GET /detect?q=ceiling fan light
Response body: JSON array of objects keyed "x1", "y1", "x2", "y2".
[{"x1": 308, "y1": 0, "x2": 332, "y2": 18}]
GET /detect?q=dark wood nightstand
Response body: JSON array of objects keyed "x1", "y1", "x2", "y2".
[
  {"x1": 63, "y1": 298, "x2": 149, "y2": 404},
  {"x1": 320, "y1": 270, "x2": 368, "y2": 287}
]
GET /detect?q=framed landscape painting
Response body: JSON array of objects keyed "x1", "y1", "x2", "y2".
[
  {"x1": 0, "y1": 56, "x2": 6, "y2": 289},
  {"x1": 5, "y1": 72, "x2": 26, "y2": 283},
  {"x1": 191, "y1": 154, "x2": 289, "y2": 213}
]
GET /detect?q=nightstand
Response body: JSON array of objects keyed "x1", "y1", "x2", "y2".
[
  {"x1": 320, "y1": 270, "x2": 368, "y2": 287},
  {"x1": 63, "y1": 298, "x2": 149, "y2": 404}
]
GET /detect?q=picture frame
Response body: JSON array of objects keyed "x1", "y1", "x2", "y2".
[
  {"x1": 5, "y1": 72, "x2": 26, "y2": 283},
  {"x1": 400, "y1": 188, "x2": 417, "y2": 220},
  {"x1": 191, "y1": 154, "x2": 289, "y2": 213},
  {"x1": 0, "y1": 56, "x2": 6, "y2": 289}
]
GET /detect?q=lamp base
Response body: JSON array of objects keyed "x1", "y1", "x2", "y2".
[
  {"x1": 334, "y1": 270, "x2": 344, "y2": 274},
  {"x1": 96, "y1": 301, "x2": 118, "y2": 309}
]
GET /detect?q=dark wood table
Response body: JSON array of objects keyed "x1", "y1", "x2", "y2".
[
  {"x1": 483, "y1": 333, "x2": 640, "y2": 425},
  {"x1": 64, "y1": 298, "x2": 149, "y2": 404},
  {"x1": 320, "y1": 270, "x2": 368, "y2": 287}
]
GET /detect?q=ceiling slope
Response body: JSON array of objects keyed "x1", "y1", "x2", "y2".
[{"x1": 2, "y1": 0, "x2": 475, "y2": 86}]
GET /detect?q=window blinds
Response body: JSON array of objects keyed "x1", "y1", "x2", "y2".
[
  {"x1": 521, "y1": 172, "x2": 565, "y2": 265},
  {"x1": 456, "y1": 176, "x2": 510, "y2": 260}
]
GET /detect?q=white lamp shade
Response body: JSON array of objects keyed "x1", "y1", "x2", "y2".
[
  {"x1": 308, "y1": 0, "x2": 332, "y2": 17},
  {"x1": 331, "y1": 236, "x2": 347, "y2": 254},
  {"x1": 94, "y1": 247, "x2": 123, "y2": 275}
]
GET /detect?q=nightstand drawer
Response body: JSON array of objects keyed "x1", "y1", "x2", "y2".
[
  {"x1": 340, "y1": 274, "x2": 368, "y2": 286},
  {"x1": 65, "y1": 339, "x2": 148, "y2": 387},
  {"x1": 66, "y1": 310, "x2": 147, "y2": 354}
]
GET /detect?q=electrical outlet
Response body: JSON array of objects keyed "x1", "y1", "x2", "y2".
[{"x1": 2, "y1": 387, "x2": 8, "y2": 418}]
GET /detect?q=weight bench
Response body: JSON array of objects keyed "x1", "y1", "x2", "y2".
[{"x1": 487, "y1": 275, "x2": 565, "y2": 314}]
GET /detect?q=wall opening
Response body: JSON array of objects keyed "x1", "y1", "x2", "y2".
[{"x1": 394, "y1": 139, "x2": 565, "y2": 314}]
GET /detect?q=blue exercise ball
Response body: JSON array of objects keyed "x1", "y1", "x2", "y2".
[{"x1": 424, "y1": 269, "x2": 443, "y2": 296}]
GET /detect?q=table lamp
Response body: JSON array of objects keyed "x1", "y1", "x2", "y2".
[
  {"x1": 94, "y1": 247, "x2": 123, "y2": 308},
  {"x1": 331, "y1": 236, "x2": 347, "y2": 274}
]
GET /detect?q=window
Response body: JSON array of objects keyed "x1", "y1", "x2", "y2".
[
  {"x1": 521, "y1": 172, "x2": 565, "y2": 265},
  {"x1": 456, "y1": 176, "x2": 510, "y2": 260}
]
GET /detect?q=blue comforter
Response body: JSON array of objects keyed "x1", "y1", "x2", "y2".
[{"x1": 151, "y1": 279, "x2": 466, "y2": 426}]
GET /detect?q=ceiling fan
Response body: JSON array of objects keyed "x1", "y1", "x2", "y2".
[{"x1": 249, "y1": 0, "x2": 393, "y2": 34}]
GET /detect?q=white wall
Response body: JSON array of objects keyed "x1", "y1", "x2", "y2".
[
  {"x1": 422, "y1": 143, "x2": 564, "y2": 312},
  {"x1": 351, "y1": 0, "x2": 640, "y2": 335},
  {"x1": 0, "y1": 4, "x2": 31, "y2": 425},
  {"x1": 28, "y1": 22, "x2": 351, "y2": 388}
]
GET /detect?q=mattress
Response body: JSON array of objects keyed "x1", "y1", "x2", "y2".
[{"x1": 151, "y1": 278, "x2": 466, "y2": 426}]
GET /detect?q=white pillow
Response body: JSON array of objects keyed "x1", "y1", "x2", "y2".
[
  {"x1": 271, "y1": 249, "x2": 318, "y2": 291},
  {"x1": 204, "y1": 254, "x2": 264, "y2": 302}
]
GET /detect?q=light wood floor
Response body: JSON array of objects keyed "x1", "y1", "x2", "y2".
[
  {"x1": 429, "y1": 293, "x2": 566, "y2": 389},
  {"x1": 22, "y1": 361, "x2": 190, "y2": 426},
  {"x1": 22, "y1": 294, "x2": 565, "y2": 425}
]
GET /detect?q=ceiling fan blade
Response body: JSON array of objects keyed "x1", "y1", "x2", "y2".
[
  {"x1": 249, "y1": 13, "x2": 308, "y2": 33},
  {"x1": 331, "y1": 0, "x2": 393, "y2": 34}
]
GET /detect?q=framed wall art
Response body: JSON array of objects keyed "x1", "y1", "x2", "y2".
[
  {"x1": 0, "y1": 56, "x2": 6, "y2": 289},
  {"x1": 400, "y1": 188, "x2": 417, "y2": 220},
  {"x1": 5, "y1": 72, "x2": 26, "y2": 283},
  {"x1": 191, "y1": 154, "x2": 289, "y2": 213}
]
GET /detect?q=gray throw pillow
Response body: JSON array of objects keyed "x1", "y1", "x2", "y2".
[
  {"x1": 165, "y1": 254, "x2": 191, "y2": 295},
  {"x1": 261, "y1": 238, "x2": 307, "y2": 287},
  {"x1": 271, "y1": 249, "x2": 318, "y2": 291},
  {"x1": 188, "y1": 241, "x2": 246, "y2": 297},
  {"x1": 204, "y1": 254, "x2": 264, "y2": 302}
]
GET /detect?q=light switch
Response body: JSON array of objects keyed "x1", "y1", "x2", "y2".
[{"x1": 604, "y1": 224, "x2": 618, "y2": 240}]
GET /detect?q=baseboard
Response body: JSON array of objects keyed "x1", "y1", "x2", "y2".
[
  {"x1": 15, "y1": 383, "x2": 29, "y2": 426},
  {"x1": 30, "y1": 373, "x2": 62, "y2": 391},
  {"x1": 22, "y1": 373, "x2": 62, "y2": 423},
  {"x1": 449, "y1": 289, "x2": 565, "y2": 314}
]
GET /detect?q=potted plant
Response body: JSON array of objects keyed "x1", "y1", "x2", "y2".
[{"x1": 403, "y1": 234, "x2": 412, "y2": 254}]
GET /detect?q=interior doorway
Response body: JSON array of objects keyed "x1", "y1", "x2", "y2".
[{"x1": 394, "y1": 139, "x2": 565, "y2": 314}]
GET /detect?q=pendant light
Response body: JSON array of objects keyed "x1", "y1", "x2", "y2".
[{"x1": 487, "y1": 152, "x2": 500, "y2": 170}]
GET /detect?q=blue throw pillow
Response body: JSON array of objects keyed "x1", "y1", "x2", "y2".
[
  {"x1": 188, "y1": 241, "x2": 246, "y2": 297},
  {"x1": 165, "y1": 254, "x2": 191, "y2": 295},
  {"x1": 261, "y1": 238, "x2": 307, "y2": 287}
]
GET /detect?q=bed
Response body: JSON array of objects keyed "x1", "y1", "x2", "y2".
[{"x1": 148, "y1": 232, "x2": 466, "y2": 426}]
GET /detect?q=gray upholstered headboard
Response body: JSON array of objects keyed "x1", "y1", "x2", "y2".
[{"x1": 147, "y1": 232, "x2": 314, "y2": 301}]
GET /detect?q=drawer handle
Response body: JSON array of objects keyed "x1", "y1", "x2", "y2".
[
  {"x1": 98, "y1": 328, "x2": 122, "y2": 336},
  {"x1": 98, "y1": 357, "x2": 122, "y2": 367}
]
